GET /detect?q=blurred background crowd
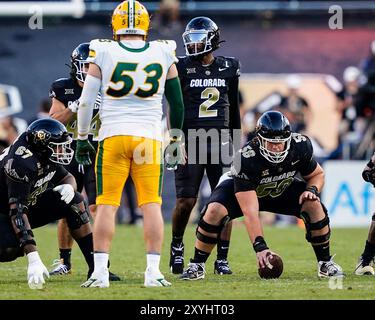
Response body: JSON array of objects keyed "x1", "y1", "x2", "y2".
[{"x1": 1, "y1": 0, "x2": 375, "y2": 226}]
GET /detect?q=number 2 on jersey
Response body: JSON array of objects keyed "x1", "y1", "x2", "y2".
[
  {"x1": 106, "y1": 62, "x2": 163, "y2": 98},
  {"x1": 199, "y1": 87, "x2": 220, "y2": 118}
]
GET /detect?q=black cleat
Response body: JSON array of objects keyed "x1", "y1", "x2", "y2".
[
  {"x1": 169, "y1": 242, "x2": 184, "y2": 274},
  {"x1": 109, "y1": 271, "x2": 121, "y2": 281},
  {"x1": 214, "y1": 259, "x2": 233, "y2": 275},
  {"x1": 180, "y1": 261, "x2": 206, "y2": 280}
]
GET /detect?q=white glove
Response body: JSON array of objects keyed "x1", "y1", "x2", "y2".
[
  {"x1": 27, "y1": 251, "x2": 49, "y2": 290},
  {"x1": 53, "y1": 184, "x2": 75, "y2": 204},
  {"x1": 68, "y1": 100, "x2": 79, "y2": 113}
]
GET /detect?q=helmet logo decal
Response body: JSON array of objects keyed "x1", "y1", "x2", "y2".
[{"x1": 36, "y1": 130, "x2": 46, "y2": 141}]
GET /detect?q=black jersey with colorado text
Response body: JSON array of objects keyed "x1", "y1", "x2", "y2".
[
  {"x1": 230, "y1": 133, "x2": 318, "y2": 198},
  {"x1": 177, "y1": 56, "x2": 240, "y2": 132}
]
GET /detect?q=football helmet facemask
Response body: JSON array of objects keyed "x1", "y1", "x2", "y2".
[
  {"x1": 71, "y1": 42, "x2": 90, "y2": 83},
  {"x1": 256, "y1": 111, "x2": 292, "y2": 164},
  {"x1": 183, "y1": 16, "x2": 221, "y2": 57},
  {"x1": 26, "y1": 119, "x2": 74, "y2": 165}
]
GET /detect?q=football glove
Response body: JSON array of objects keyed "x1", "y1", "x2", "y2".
[
  {"x1": 363, "y1": 168, "x2": 375, "y2": 187},
  {"x1": 75, "y1": 139, "x2": 96, "y2": 166},
  {"x1": 68, "y1": 100, "x2": 79, "y2": 113},
  {"x1": 164, "y1": 138, "x2": 186, "y2": 171},
  {"x1": 27, "y1": 251, "x2": 49, "y2": 290},
  {"x1": 53, "y1": 184, "x2": 75, "y2": 204}
]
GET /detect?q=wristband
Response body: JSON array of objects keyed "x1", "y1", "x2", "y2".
[
  {"x1": 253, "y1": 236, "x2": 269, "y2": 253},
  {"x1": 306, "y1": 185, "x2": 319, "y2": 196}
]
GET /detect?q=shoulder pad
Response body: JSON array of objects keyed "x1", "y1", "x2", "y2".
[
  {"x1": 4, "y1": 156, "x2": 35, "y2": 183},
  {"x1": 153, "y1": 39, "x2": 177, "y2": 55},
  {"x1": 50, "y1": 78, "x2": 74, "y2": 99},
  {"x1": 88, "y1": 39, "x2": 113, "y2": 57},
  {"x1": 51, "y1": 78, "x2": 71, "y2": 89},
  {"x1": 217, "y1": 56, "x2": 240, "y2": 76}
]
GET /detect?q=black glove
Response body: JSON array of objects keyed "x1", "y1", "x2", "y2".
[{"x1": 362, "y1": 168, "x2": 375, "y2": 187}]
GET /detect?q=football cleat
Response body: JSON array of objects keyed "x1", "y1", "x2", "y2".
[
  {"x1": 318, "y1": 255, "x2": 344, "y2": 278},
  {"x1": 214, "y1": 259, "x2": 233, "y2": 275},
  {"x1": 355, "y1": 256, "x2": 375, "y2": 275},
  {"x1": 109, "y1": 271, "x2": 121, "y2": 281},
  {"x1": 169, "y1": 242, "x2": 184, "y2": 274},
  {"x1": 49, "y1": 259, "x2": 71, "y2": 276},
  {"x1": 144, "y1": 268, "x2": 171, "y2": 287},
  {"x1": 180, "y1": 261, "x2": 206, "y2": 280},
  {"x1": 81, "y1": 271, "x2": 109, "y2": 288}
]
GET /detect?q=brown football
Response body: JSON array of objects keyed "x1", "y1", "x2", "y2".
[{"x1": 258, "y1": 253, "x2": 283, "y2": 279}]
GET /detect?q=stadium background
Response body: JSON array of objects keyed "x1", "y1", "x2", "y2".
[{"x1": 0, "y1": 0, "x2": 374, "y2": 225}]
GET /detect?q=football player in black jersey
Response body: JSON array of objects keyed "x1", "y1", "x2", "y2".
[
  {"x1": 0, "y1": 119, "x2": 94, "y2": 289},
  {"x1": 169, "y1": 17, "x2": 241, "y2": 275},
  {"x1": 49, "y1": 43, "x2": 120, "y2": 281},
  {"x1": 180, "y1": 111, "x2": 344, "y2": 280},
  {"x1": 355, "y1": 152, "x2": 375, "y2": 275}
]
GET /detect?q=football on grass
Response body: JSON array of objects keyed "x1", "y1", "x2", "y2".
[{"x1": 258, "y1": 252, "x2": 283, "y2": 279}]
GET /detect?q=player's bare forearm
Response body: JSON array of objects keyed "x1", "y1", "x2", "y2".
[
  {"x1": 50, "y1": 108, "x2": 74, "y2": 125},
  {"x1": 235, "y1": 191, "x2": 263, "y2": 243},
  {"x1": 49, "y1": 98, "x2": 74, "y2": 125},
  {"x1": 303, "y1": 163, "x2": 325, "y2": 193},
  {"x1": 57, "y1": 173, "x2": 77, "y2": 191}
]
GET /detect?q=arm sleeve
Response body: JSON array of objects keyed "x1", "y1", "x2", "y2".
[
  {"x1": 165, "y1": 77, "x2": 184, "y2": 131},
  {"x1": 77, "y1": 74, "x2": 101, "y2": 139}
]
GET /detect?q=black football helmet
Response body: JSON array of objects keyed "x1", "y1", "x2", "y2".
[
  {"x1": 255, "y1": 111, "x2": 292, "y2": 164},
  {"x1": 26, "y1": 119, "x2": 73, "y2": 165},
  {"x1": 182, "y1": 16, "x2": 221, "y2": 57},
  {"x1": 70, "y1": 42, "x2": 90, "y2": 82}
]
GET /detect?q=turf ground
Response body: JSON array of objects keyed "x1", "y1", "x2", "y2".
[{"x1": 0, "y1": 223, "x2": 374, "y2": 300}]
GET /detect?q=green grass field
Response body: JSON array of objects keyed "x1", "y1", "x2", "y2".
[{"x1": 0, "y1": 223, "x2": 374, "y2": 300}]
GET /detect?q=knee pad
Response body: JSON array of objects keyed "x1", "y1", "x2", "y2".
[
  {"x1": 300, "y1": 209, "x2": 330, "y2": 243},
  {"x1": 196, "y1": 215, "x2": 230, "y2": 245},
  {"x1": 65, "y1": 194, "x2": 91, "y2": 230},
  {"x1": 0, "y1": 247, "x2": 23, "y2": 262}
]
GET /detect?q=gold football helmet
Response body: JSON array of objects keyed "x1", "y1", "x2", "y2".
[{"x1": 111, "y1": 0, "x2": 150, "y2": 40}]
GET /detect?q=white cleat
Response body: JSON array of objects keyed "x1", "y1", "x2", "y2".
[
  {"x1": 318, "y1": 255, "x2": 344, "y2": 278},
  {"x1": 144, "y1": 269, "x2": 171, "y2": 287},
  {"x1": 355, "y1": 256, "x2": 375, "y2": 275},
  {"x1": 81, "y1": 271, "x2": 109, "y2": 288}
]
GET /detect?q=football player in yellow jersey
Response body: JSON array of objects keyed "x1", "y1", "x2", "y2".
[{"x1": 77, "y1": 0, "x2": 184, "y2": 288}]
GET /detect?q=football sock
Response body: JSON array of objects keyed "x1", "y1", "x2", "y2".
[
  {"x1": 59, "y1": 248, "x2": 72, "y2": 268},
  {"x1": 75, "y1": 233, "x2": 94, "y2": 273},
  {"x1": 362, "y1": 240, "x2": 375, "y2": 264},
  {"x1": 217, "y1": 239, "x2": 230, "y2": 260},
  {"x1": 146, "y1": 253, "x2": 161, "y2": 272},
  {"x1": 312, "y1": 242, "x2": 330, "y2": 262},
  {"x1": 93, "y1": 252, "x2": 109, "y2": 274},
  {"x1": 192, "y1": 248, "x2": 210, "y2": 263},
  {"x1": 172, "y1": 234, "x2": 183, "y2": 246}
]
